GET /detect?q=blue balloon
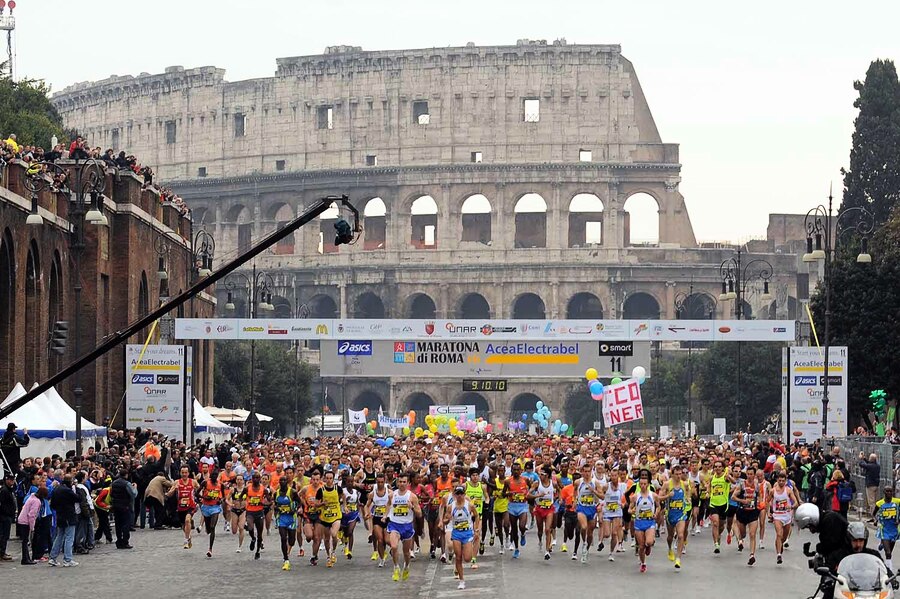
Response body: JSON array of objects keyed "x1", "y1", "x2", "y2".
[
  {"x1": 589, "y1": 381, "x2": 603, "y2": 395},
  {"x1": 638, "y1": 377, "x2": 646, "y2": 385},
  {"x1": 555, "y1": 419, "x2": 562, "y2": 428},
  {"x1": 375, "y1": 438, "x2": 386, "y2": 447},
  {"x1": 521, "y1": 413, "x2": 528, "y2": 421},
  {"x1": 594, "y1": 382, "x2": 605, "y2": 395},
  {"x1": 536, "y1": 400, "x2": 544, "y2": 410},
  {"x1": 561, "y1": 424, "x2": 569, "y2": 433},
  {"x1": 384, "y1": 437, "x2": 395, "y2": 448},
  {"x1": 542, "y1": 406, "x2": 551, "y2": 415}
]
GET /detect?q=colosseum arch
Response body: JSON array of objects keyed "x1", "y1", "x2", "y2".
[
  {"x1": 623, "y1": 292, "x2": 661, "y2": 320},
  {"x1": 410, "y1": 195, "x2": 438, "y2": 249},
  {"x1": 512, "y1": 293, "x2": 545, "y2": 319},
  {"x1": 225, "y1": 204, "x2": 253, "y2": 256},
  {"x1": 456, "y1": 292, "x2": 491, "y2": 319},
  {"x1": 568, "y1": 193, "x2": 604, "y2": 248},
  {"x1": 567, "y1": 292, "x2": 604, "y2": 319},
  {"x1": 405, "y1": 391, "x2": 435, "y2": 414},
  {"x1": 352, "y1": 390, "x2": 385, "y2": 413},
  {"x1": 509, "y1": 392, "x2": 544, "y2": 421},
  {"x1": 318, "y1": 201, "x2": 340, "y2": 254},
  {"x1": 514, "y1": 193, "x2": 547, "y2": 248},
  {"x1": 453, "y1": 392, "x2": 490, "y2": 420},
  {"x1": 271, "y1": 295, "x2": 293, "y2": 318},
  {"x1": 353, "y1": 291, "x2": 386, "y2": 319},
  {"x1": 675, "y1": 292, "x2": 717, "y2": 320},
  {"x1": 192, "y1": 206, "x2": 210, "y2": 226},
  {"x1": 308, "y1": 293, "x2": 338, "y2": 319},
  {"x1": 266, "y1": 203, "x2": 296, "y2": 255},
  {"x1": 363, "y1": 197, "x2": 387, "y2": 250},
  {"x1": 405, "y1": 292, "x2": 436, "y2": 319},
  {"x1": 460, "y1": 194, "x2": 492, "y2": 244},
  {"x1": 623, "y1": 192, "x2": 660, "y2": 246}
]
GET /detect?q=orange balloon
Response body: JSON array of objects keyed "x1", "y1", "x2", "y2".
[
  {"x1": 408, "y1": 410, "x2": 416, "y2": 426},
  {"x1": 370, "y1": 420, "x2": 377, "y2": 429}
]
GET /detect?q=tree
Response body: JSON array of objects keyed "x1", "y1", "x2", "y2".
[
  {"x1": 693, "y1": 341, "x2": 783, "y2": 432},
  {"x1": 0, "y1": 75, "x2": 65, "y2": 147},
  {"x1": 810, "y1": 208, "x2": 900, "y2": 424},
  {"x1": 564, "y1": 384, "x2": 600, "y2": 434},
  {"x1": 840, "y1": 59, "x2": 900, "y2": 227},
  {"x1": 213, "y1": 340, "x2": 315, "y2": 434}
]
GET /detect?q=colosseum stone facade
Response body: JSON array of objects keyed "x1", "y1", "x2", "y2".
[{"x1": 51, "y1": 40, "x2": 806, "y2": 424}]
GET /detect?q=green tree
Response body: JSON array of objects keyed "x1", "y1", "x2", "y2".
[
  {"x1": 810, "y1": 209, "x2": 900, "y2": 424},
  {"x1": 693, "y1": 341, "x2": 783, "y2": 432},
  {"x1": 840, "y1": 59, "x2": 900, "y2": 226},
  {"x1": 0, "y1": 75, "x2": 65, "y2": 147},
  {"x1": 564, "y1": 384, "x2": 600, "y2": 434},
  {"x1": 213, "y1": 340, "x2": 315, "y2": 434}
]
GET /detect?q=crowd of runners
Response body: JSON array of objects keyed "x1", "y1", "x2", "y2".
[{"x1": 6, "y1": 427, "x2": 900, "y2": 592}]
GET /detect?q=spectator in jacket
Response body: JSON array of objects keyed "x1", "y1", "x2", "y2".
[
  {"x1": 859, "y1": 452, "x2": 882, "y2": 519},
  {"x1": 0, "y1": 422, "x2": 29, "y2": 474},
  {"x1": 16, "y1": 485, "x2": 45, "y2": 565},
  {"x1": 92, "y1": 482, "x2": 113, "y2": 544},
  {"x1": 73, "y1": 471, "x2": 94, "y2": 553},
  {"x1": 110, "y1": 468, "x2": 136, "y2": 549},
  {"x1": 144, "y1": 472, "x2": 173, "y2": 529},
  {"x1": 825, "y1": 470, "x2": 853, "y2": 517},
  {"x1": 0, "y1": 472, "x2": 16, "y2": 560},
  {"x1": 48, "y1": 475, "x2": 79, "y2": 566}
]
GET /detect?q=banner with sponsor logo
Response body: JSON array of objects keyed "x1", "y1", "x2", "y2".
[
  {"x1": 176, "y1": 319, "x2": 795, "y2": 342},
  {"x1": 600, "y1": 379, "x2": 644, "y2": 427},
  {"x1": 429, "y1": 405, "x2": 477, "y2": 419},
  {"x1": 782, "y1": 346, "x2": 848, "y2": 443},
  {"x1": 378, "y1": 415, "x2": 409, "y2": 429},
  {"x1": 320, "y1": 340, "x2": 651, "y2": 379},
  {"x1": 125, "y1": 345, "x2": 189, "y2": 441}
]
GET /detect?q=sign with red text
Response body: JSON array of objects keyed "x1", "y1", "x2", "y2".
[{"x1": 600, "y1": 379, "x2": 644, "y2": 427}]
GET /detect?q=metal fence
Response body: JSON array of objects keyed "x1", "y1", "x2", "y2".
[{"x1": 832, "y1": 437, "x2": 898, "y2": 495}]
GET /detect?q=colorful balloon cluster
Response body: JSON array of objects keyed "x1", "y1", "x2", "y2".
[
  {"x1": 365, "y1": 409, "x2": 418, "y2": 436},
  {"x1": 421, "y1": 413, "x2": 493, "y2": 438},
  {"x1": 530, "y1": 401, "x2": 570, "y2": 435},
  {"x1": 584, "y1": 365, "x2": 647, "y2": 401}
]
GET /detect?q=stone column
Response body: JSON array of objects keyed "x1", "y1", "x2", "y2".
[
  {"x1": 493, "y1": 182, "x2": 510, "y2": 250},
  {"x1": 546, "y1": 182, "x2": 562, "y2": 249},
  {"x1": 438, "y1": 183, "x2": 454, "y2": 249},
  {"x1": 339, "y1": 282, "x2": 348, "y2": 318},
  {"x1": 439, "y1": 284, "x2": 450, "y2": 318},
  {"x1": 665, "y1": 281, "x2": 676, "y2": 319},
  {"x1": 549, "y1": 281, "x2": 559, "y2": 319},
  {"x1": 606, "y1": 179, "x2": 624, "y2": 248}
]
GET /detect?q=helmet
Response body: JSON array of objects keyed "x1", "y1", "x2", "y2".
[
  {"x1": 795, "y1": 503, "x2": 820, "y2": 530},
  {"x1": 848, "y1": 521, "x2": 869, "y2": 542}
]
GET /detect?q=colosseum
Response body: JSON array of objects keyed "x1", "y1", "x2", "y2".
[{"x1": 51, "y1": 40, "x2": 809, "y2": 425}]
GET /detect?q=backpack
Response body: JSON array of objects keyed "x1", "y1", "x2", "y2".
[{"x1": 837, "y1": 481, "x2": 854, "y2": 503}]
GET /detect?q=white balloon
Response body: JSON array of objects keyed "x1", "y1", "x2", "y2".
[{"x1": 632, "y1": 366, "x2": 647, "y2": 381}]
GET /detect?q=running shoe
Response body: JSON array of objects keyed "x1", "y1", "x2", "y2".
[
  {"x1": 726, "y1": 532, "x2": 732, "y2": 545},
  {"x1": 561, "y1": 543, "x2": 568, "y2": 553},
  {"x1": 344, "y1": 546, "x2": 350, "y2": 556},
  {"x1": 440, "y1": 553, "x2": 447, "y2": 564},
  {"x1": 489, "y1": 534, "x2": 495, "y2": 546},
  {"x1": 236, "y1": 548, "x2": 242, "y2": 553},
  {"x1": 183, "y1": 542, "x2": 190, "y2": 550},
  {"x1": 759, "y1": 542, "x2": 765, "y2": 550},
  {"x1": 299, "y1": 548, "x2": 305, "y2": 557},
  {"x1": 668, "y1": 549, "x2": 675, "y2": 561},
  {"x1": 714, "y1": 543, "x2": 721, "y2": 554},
  {"x1": 378, "y1": 558, "x2": 385, "y2": 568},
  {"x1": 508, "y1": 542, "x2": 514, "y2": 551},
  {"x1": 206, "y1": 550, "x2": 212, "y2": 558},
  {"x1": 640, "y1": 563, "x2": 647, "y2": 573},
  {"x1": 188, "y1": 539, "x2": 192, "y2": 549},
  {"x1": 430, "y1": 549, "x2": 435, "y2": 559},
  {"x1": 458, "y1": 581, "x2": 466, "y2": 590},
  {"x1": 347, "y1": 552, "x2": 353, "y2": 560},
  {"x1": 520, "y1": 533, "x2": 526, "y2": 546},
  {"x1": 479, "y1": 542, "x2": 484, "y2": 555},
  {"x1": 784, "y1": 541, "x2": 790, "y2": 549},
  {"x1": 249, "y1": 539, "x2": 255, "y2": 551},
  {"x1": 608, "y1": 554, "x2": 615, "y2": 562},
  {"x1": 392, "y1": 567, "x2": 400, "y2": 582},
  {"x1": 326, "y1": 555, "x2": 334, "y2": 568},
  {"x1": 598, "y1": 543, "x2": 604, "y2": 553},
  {"x1": 310, "y1": 556, "x2": 318, "y2": 566},
  {"x1": 748, "y1": 554, "x2": 756, "y2": 566},
  {"x1": 544, "y1": 551, "x2": 550, "y2": 560},
  {"x1": 48, "y1": 559, "x2": 59, "y2": 566},
  {"x1": 472, "y1": 561, "x2": 479, "y2": 570},
  {"x1": 513, "y1": 548, "x2": 520, "y2": 559},
  {"x1": 402, "y1": 567, "x2": 410, "y2": 580},
  {"x1": 499, "y1": 547, "x2": 504, "y2": 555},
  {"x1": 675, "y1": 558, "x2": 681, "y2": 569},
  {"x1": 580, "y1": 553, "x2": 586, "y2": 564},
  {"x1": 254, "y1": 552, "x2": 260, "y2": 560},
  {"x1": 571, "y1": 553, "x2": 577, "y2": 561},
  {"x1": 282, "y1": 560, "x2": 291, "y2": 571},
  {"x1": 62, "y1": 561, "x2": 78, "y2": 567},
  {"x1": 777, "y1": 554, "x2": 783, "y2": 565},
  {"x1": 738, "y1": 540, "x2": 744, "y2": 552}
]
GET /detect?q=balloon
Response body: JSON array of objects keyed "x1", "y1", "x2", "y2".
[
  {"x1": 585, "y1": 368, "x2": 598, "y2": 381},
  {"x1": 611, "y1": 377, "x2": 622, "y2": 385},
  {"x1": 425, "y1": 414, "x2": 434, "y2": 424},
  {"x1": 589, "y1": 381, "x2": 603, "y2": 395},
  {"x1": 363, "y1": 407, "x2": 369, "y2": 417},
  {"x1": 555, "y1": 419, "x2": 562, "y2": 428},
  {"x1": 429, "y1": 424, "x2": 438, "y2": 433},
  {"x1": 369, "y1": 420, "x2": 378, "y2": 430},
  {"x1": 536, "y1": 400, "x2": 544, "y2": 409},
  {"x1": 384, "y1": 437, "x2": 395, "y2": 448},
  {"x1": 457, "y1": 430, "x2": 465, "y2": 438},
  {"x1": 532, "y1": 412, "x2": 540, "y2": 421},
  {"x1": 449, "y1": 418, "x2": 457, "y2": 428},
  {"x1": 408, "y1": 410, "x2": 416, "y2": 426},
  {"x1": 632, "y1": 366, "x2": 646, "y2": 381},
  {"x1": 495, "y1": 422, "x2": 503, "y2": 430},
  {"x1": 521, "y1": 413, "x2": 528, "y2": 421},
  {"x1": 485, "y1": 424, "x2": 493, "y2": 433},
  {"x1": 403, "y1": 426, "x2": 410, "y2": 436},
  {"x1": 638, "y1": 377, "x2": 646, "y2": 385},
  {"x1": 366, "y1": 424, "x2": 374, "y2": 434},
  {"x1": 375, "y1": 438, "x2": 386, "y2": 447},
  {"x1": 561, "y1": 423, "x2": 569, "y2": 433},
  {"x1": 414, "y1": 427, "x2": 424, "y2": 438},
  {"x1": 591, "y1": 392, "x2": 603, "y2": 401}
]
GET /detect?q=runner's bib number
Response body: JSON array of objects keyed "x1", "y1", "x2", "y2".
[
  {"x1": 374, "y1": 506, "x2": 387, "y2": 517},
  {"x1": 538, "y1": 498, "x2": 553, "y2": 509},
  {"x1": 392, "y1": 505, "x2": 409, "y2": 517},
  {"x1": 638, "y1": 509, "x2": 654, "y2": 519}
]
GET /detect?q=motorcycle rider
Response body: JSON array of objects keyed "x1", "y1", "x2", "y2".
[{"x1": 796, "y1": 502, "x2": 850, "y2": 599}]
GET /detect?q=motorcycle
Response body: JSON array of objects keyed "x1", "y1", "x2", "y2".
[{"x1": 812, "y1": 553, "x2": 899, "y2": 599}]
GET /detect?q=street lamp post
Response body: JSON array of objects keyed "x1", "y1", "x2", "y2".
[
  {"x1": 674, "y1": 280, "x2": 718, "y2": 437},
  {"x1": 719, "y1": 249, "x2": 774, "y2": 433},
  {"x1": 223, "y1": 264, "x2": 274, "y2": 440},
  {"x1": 25, "y1": 159, "x2": 108, "y2": 458},
  {"x1": 803, "y1": 191, "x2": 874, "y2": 438}
]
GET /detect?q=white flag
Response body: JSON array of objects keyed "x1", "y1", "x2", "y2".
[{"x1": 348, "y1": 409, "x2": 366, "y2": 425}]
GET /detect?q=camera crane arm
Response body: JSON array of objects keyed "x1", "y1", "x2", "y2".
[{"x1": 0, "y1": 194, "x2": 359, "y2": 420}]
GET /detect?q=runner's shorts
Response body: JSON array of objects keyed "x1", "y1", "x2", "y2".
[
  {"x1": 200, "y1": 504, "x2": 222, "y2": 518},
  {"x1": 576, "y1": 505, "x2": 597, "y2": 520},
  {"x1": 736, "y1": 509, "x2": 760, "y2": 526},
  {"x1": 451, "y1": 528, "x2": 475, "y2": 544},
  {"x1": 342, "y1": 510, "x2": 361, "y2": 527},
  {"x1": 387, "y1": 521, "x2": 415, "y2": 541},
  {"x1": 508, "y1": 502, "x2": 528, "y2": 517},
  {"x1": 634, "y1": 519, "x2": 657, "y2": 532}
]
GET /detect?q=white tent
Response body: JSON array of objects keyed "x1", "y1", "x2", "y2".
[
  {"x1": 0, "y1": 383, "x2": 107, "y2": 459},
  {"x1": 193, "y1": 400, "x2": 237, "y2": 444},
  {"x1": 205, "y1": 407, "x2": 273, "y2": 424}
]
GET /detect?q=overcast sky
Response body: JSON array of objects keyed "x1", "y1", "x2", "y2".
[{"x1": 11, "y1": 0, "x2": 900, "y2": 242}]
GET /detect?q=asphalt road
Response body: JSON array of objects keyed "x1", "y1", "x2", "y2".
[{"x1": 0, "y1": 523, "x2": 817, "y2": 598}]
